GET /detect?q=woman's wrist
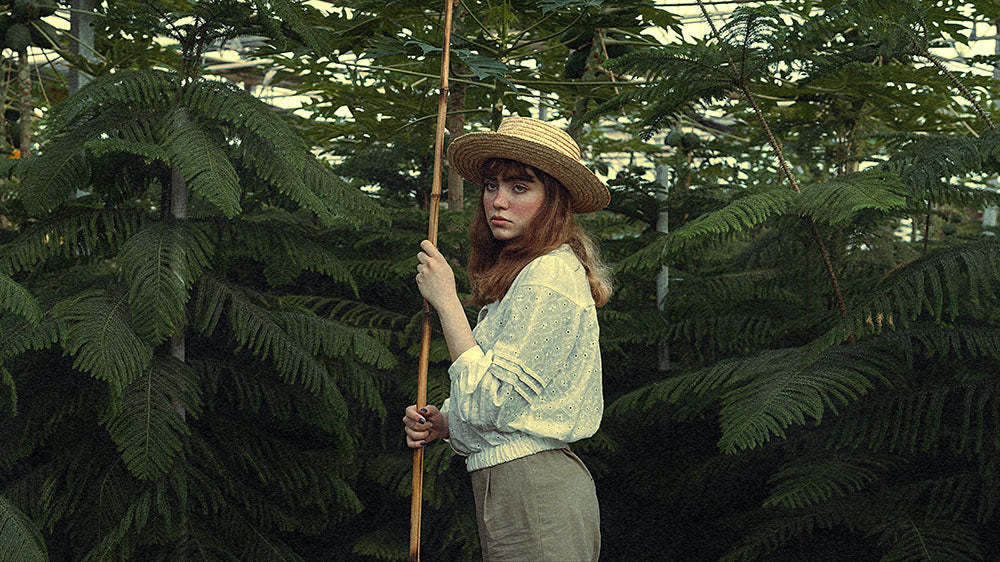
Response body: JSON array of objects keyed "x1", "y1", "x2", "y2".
[{"x1": 437, "y1": 297, "x2": 477, "y2": 362}]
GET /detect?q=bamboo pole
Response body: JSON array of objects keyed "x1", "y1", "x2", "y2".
[{"x1": 410, "y1": 1, "x2": 455, "y2": 560}]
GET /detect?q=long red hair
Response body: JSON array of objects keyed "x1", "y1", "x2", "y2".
[{"x1": 468, "y1": 158, "x2": 612, "y2": 307}]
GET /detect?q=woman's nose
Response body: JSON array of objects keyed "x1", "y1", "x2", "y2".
[{"x1": 491, "y1": 189, "x2": 508, "y2": 209}]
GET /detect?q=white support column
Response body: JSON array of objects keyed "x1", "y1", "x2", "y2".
[
  {"x1": 655, "y1": 164, "x2": 670, "y2": 372},
  {"x1": 69, "y1": 0, "x2": 96, "y2": 94}
]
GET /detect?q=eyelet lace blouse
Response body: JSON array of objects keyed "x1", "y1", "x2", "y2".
[{"x1": 441, "y1": 244, "x2": 603, "y2": 471}]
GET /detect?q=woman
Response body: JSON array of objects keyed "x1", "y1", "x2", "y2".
[{"x1": 403, "y1": 116, "x2": 611, "y2": 561}]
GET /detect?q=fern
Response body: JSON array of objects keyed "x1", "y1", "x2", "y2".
[
  {"x1": 666, "y1": 188, "x2": 795, "y2": 251},
  {"x1": 844, "y1": 239, "x2": 1000, "y2": 337},
  {"x1": 117, "y1": 220, "x2": 215, "y2": 343},
  {"x1": 46, "y1": 70, "x2": 178, "y2": 132},
  {"x1": 52, "y1": 289, "x2": 154, "y2": 394},
  {"x1": 764, "y1": 455, "x2": 896, "y2": 509},
  {"x1": 219, "y1": 218, "x2": 358, "y2": 293},
  {"x1": 0, "y1": 207, "x2": 144, "y2": 275},
  {"x1": 0, "y1": 273, "x2": 39, "y2": 325},
  {"x1": 191, "y1": 275, "x2": 345, "y2": 408},
  {"x1": 0, "y1": 494, "x2": 47, "y2": 562},
  {"x1": 104, "y1": 356, "x2": 202, "y2": 480},
  {"x1": 352, "y1": 528, "x2": 408, "y2": 561},
  {"x1": 875, "y1": 516, "x2": 983, "y2": 562},
  {"x1": 795, "y1": 169, "x2": 908, "y2": 226},
  {"x1": 160, "y1": 107, "x2": 243, "y2": 218}
]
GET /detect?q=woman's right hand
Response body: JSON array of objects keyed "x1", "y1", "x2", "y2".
[{"x1": 402, "y1": 404, "x2": 449, "y2": 448}]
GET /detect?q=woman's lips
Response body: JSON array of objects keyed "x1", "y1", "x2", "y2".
[{"x1": 490, "y1": 216, "x2": 509, "y2": 225}]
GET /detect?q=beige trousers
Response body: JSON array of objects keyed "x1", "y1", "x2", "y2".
[{"x1": 470, "y1": 448, "x2": 600, "y2": 562}]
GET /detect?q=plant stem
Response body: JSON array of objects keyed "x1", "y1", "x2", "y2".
[{"x1": 694, "y1": 0, "x2": 851, "y2": 329}]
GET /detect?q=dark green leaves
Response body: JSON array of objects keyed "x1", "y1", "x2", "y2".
[
  {"x1": 117, "y1": 220, "x2": 215, "y2": 343},
  {"x1": 0, "y1": 494, "x2": 47, "y2": 562},
  {"x1": 53, "y1": 290, "x2": 153, "y2": 393},
  {"x1": 104, "y1": 357, "x2": 202, "y2": 480}
]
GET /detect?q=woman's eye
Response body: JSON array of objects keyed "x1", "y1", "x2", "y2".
[
  {"x1": 513, "y1": 184, "x2": 528, "y2": 193},
  {"x1": 484, "y1": 182, "x2": 498, "y2": 191}
]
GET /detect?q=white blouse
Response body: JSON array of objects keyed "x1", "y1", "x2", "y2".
[{"x1": 441, "y1": 244, "x2": 603, "y2": 471}]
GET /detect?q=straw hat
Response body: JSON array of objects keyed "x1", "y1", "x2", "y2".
[{"x1": 447, "y1": 116, "x2": 610, "y2": 213}]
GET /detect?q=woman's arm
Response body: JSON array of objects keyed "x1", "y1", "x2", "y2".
[{"x1": 415, "y1": 239, "x2": 477, "y2": 362}]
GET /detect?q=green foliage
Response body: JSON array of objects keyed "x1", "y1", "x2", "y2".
[
  {"x1": 104, "y1": 357, "x2": 203, "y2": 480},
  {"x1": 0, "y1": 494, "x2": 47, "y2": 562}
]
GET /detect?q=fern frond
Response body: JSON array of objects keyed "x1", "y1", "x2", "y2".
[
  {"x1": 763, "y1": 455, "x2": 896, "y2": 509},
  {"x1": 80, "y1": 488, "x2": 153, "y2": 562},
  {"x1": 719, "y1": 507, "x2": 838, "y2": 562},
  {"x1": 0, "y1": 494, "x2": 47, "y2": 562},
  {"x1": 0, "y1": 273, "x2": 39, "y2": 325},
  {"x1": 281, "y1": 295, "x2": 410, "y2": 332},
  {"x1": 0, "y1": 314, "x2": 60, "y2": 359},
  {"x1": 52, "y1": 289, "x2": 153, "y2": 393},
  {"x1": 200, "y1": 359, "x2": 344, "y2": 432},
  {"x1": 209, "y1": 417, "x2": 362, "y2": 525},
  {"x1": 0, "y1": 207, "x2": 144, "y2": 274},
  {"x1": 85, "y1": 138, "x2": 169, "y2": 163},
  {"x1": 0, "y1": 366, "x2": 14, "y2": 416},
  {"x1": 277, "y1": 310, "x2": 396, "y2": 369},
  {"x1": 104, "y1": 356, "x2": 202, "y2": 480},
  {"x1": 47, "y1": 70, "x2": 178, "y2": 132},
  {"x1": 302, "y1": 157, "x2": 387, "y2": 228},
  {"x1": 612, "y1": 231, "x2": 669, "y2": 274},
  {"x1": 718, "y1": 340, "x2": 903, "y2": 453},
  {"x1": 223, "y1": 219, "x2": 357, "y2": 292},
  {"x1": 185, "y1": 513, "x2": 304, "y2": 561},
  {"x1": 719, "y1": 5, "x2": 783, "y2": 80},
  {"x1": 593, "y1": 44, "x2": 736, "y2": 135},
  {"x1": 255, "y1": 0, "x2": 325, "y2": 54},
  {"x1": 795, "y1": 169, "x2": 908, "y2": 226},
  {"x1": 667, "y1": 188, "x2": 795, "y2": 250},
  {"x1": 117, "y1": 220, "x2": 215, "y2": 343},
  {"x1": 822, "y1": 336, "x2": 1000, "y2": 456},
  {"x1": 181, "y1": 77, "x2": 308, "y2": 167},
  {"x1": 844, "y1": 238, "x2": 1000, "y2": 337},
  {"x1": 875, "y1": 516, "x2": 983, "y2": 562},
  {"x1": 191, "y1": 275, "x2": 344, "y2": 408},
  {"x1": 352, "y1": 528, "x2": 408, "y2": 561},
  {"x1": 160, "y1": 108, "x2": 242, "y2": 218},
  {"x1": 20, "y1": 130, "x2": 95, "y2": 215}
]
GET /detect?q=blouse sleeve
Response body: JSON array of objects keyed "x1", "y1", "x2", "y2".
[{"x1": 447, "y1": 281, "x2": 594, "y2": 436}]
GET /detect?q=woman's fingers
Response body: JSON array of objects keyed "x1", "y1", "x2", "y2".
[{"x1": 403, "y1": 404, "x2": 438, "y2": 448}]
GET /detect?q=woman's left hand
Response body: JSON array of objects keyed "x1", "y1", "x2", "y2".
[{"x1": 415, "y1": 240, "x2": 458, "y2": 310}]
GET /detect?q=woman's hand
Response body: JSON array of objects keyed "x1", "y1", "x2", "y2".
[
  {"x1": 402, "y1": 404, "x2": 449, "y2": 448},
  {"x1": 415, "y1": 240, "x2": 458, "y2": 311}
]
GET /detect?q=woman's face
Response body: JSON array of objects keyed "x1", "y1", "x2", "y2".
[{"x1": 482, "y1": 166, "x2": 546, "y2": 241}]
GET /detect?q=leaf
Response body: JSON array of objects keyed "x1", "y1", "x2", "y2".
[
  {"x1": 668, "y1": 188, "x2": 795, "y2": 246},
  {"x1": 160, "y1": 108, "x2": 242, "y2": 218},
  {"x1": 540, "y1": 0, "x2": 603, "y2": 13},
  {"x1": 453, "y1": 49, "x2": 511, "y2": 84},
  {"x1": 53, "y1": 289, "x2": 153, "y2": 394},
  {"x1": 117, "y1": 220, "x2": 215, "y2": 343},
  {"x1": 795, "y1": 169, "x2": 908, "y2": 226},
  {"x1": 0, "y1": 494, "x2": 47, "y2": 562},
  {"x1": 0, "y1": 273, "x2": 40, "y2": 326},
  {"x1": 104, "y1": 356, "x2": 202, "y2": 480}
]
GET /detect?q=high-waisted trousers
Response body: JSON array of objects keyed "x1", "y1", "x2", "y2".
[{"x1": 470, "y1": 448, "x2": 600, "y2": 562}]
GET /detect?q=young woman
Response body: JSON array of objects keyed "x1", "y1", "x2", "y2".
[{"x1": 403, "y1": 116, "x2": 612, "y2": 561}]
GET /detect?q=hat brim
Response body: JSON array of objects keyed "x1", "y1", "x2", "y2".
[{"x1": 447, "y1": 132, "x2": 610, "y2": 213}]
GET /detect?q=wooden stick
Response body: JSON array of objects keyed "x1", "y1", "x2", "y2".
[{"x1": 410, "y1": 1, "x2": 455, "y2": 560}]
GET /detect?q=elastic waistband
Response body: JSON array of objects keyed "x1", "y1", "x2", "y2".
[{"x1": 465, "y1": 435, "x2": 565, "y2": 472}]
